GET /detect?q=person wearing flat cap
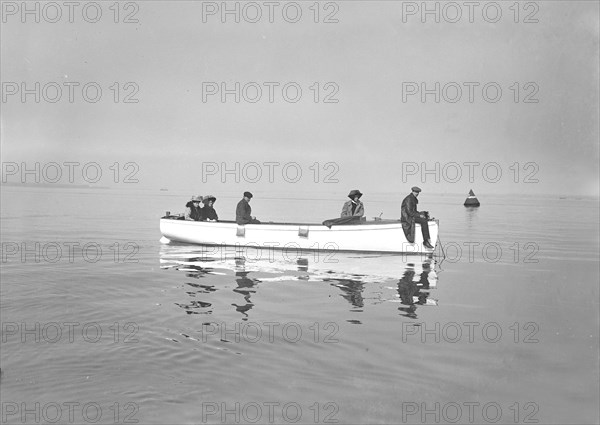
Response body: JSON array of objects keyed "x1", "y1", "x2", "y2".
[
  {"x1": 202, "y1": 195, "x2": 219, "y2": 222},
  {"x1": 401, "y1": 187, "x2": 433, "y2": 249},
  {"x1": 341, "y1": 190, "x2": 365, "y2": 218},
  {"x1": 185, "y1": 195, "x2": 204, "y2": 221},
  {"x1": 236, "y1": 191, "x2": 261, "y2": 225}
]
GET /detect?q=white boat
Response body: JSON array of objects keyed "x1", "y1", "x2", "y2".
[{"x1": 159, "y1": 217, "x2": 439, "y2": 254}]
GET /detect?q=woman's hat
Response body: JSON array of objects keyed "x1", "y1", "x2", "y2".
[
  {"x1": 191, "y1": 195, "x2": 203, "y2": 202},
  {"x1": 347, "y1": 189, "x2": 363, "y2": 199},
  {"x1": 204, "y1": 195, "x2": 217, "y2": 203}
]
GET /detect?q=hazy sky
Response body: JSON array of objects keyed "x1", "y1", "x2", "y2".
[{"x1": 1, "y1": 1, "x2": 598, "y2": 196}]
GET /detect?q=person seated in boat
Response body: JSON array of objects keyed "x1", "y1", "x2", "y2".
[
  {"x1": 184, "y1": 195, "x2": 204, "y2": 221},
  {"x1": 341, "y1": 190, "x2": 364, "y2": 218},
  {"x1": 202, "y1": 195, "x2": 218, "y2": 221},
  {"x1": 401, "y1": 186, "x2": 433, "y2": 249},
  {"x1": 236, "y1": 191, "x2": 261, "y2": 225}
]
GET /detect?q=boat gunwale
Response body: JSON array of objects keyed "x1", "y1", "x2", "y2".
[{"x1": 160, "y1": 217, "x2": 438, "y2": 228}]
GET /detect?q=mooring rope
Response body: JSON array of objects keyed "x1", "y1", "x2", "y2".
[
  {"x1": 434, "y1": 234, "x2": 446, "y2": 270},
  {"x1": 437, "y1": 235, "x2": 446, "y2": 259}
]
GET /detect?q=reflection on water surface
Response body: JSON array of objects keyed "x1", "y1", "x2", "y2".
[{"x1": 160, "y1": 243, "x2": 441, "y2": 320}]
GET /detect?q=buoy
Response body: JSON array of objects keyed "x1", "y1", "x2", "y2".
[{"x1": 464, "y1": 189, "x2": 480, "y2": 207}]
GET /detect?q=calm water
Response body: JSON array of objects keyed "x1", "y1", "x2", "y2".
[{"x1": 1, "y1": 186, "x2": 599, "y2": 424}]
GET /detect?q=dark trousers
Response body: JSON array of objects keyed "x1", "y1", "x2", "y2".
[{"x1": 414, "y1": 217, "x2": 431, "y2": 242}]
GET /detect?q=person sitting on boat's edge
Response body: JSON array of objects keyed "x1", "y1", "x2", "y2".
[
  {"x1": 185, "y1": 195, "x2": 204, "y2": 221},
  {"x1": 401, "y1": 186, "x2": 434, "y2": 249},
  {"x1": 341, "y1": 189, "x2": 364, "y2": 219},
  {"x1": 236, "y1": 192, "x2": 261, "y2": 225},
  {"x1": 202, "y1": 195, "x2": 218, "y2": 222}
]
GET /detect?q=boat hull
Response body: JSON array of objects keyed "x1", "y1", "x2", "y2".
[{"x1": 159, "y1": 218, "x2": 438, "y2": 254}]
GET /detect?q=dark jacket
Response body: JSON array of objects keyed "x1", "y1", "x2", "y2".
[
  {"x1": 236, "y1": 199, "x2": 252, "y2": 225},
  {"x1": 400, "y1": 193, "x2": 421, "y2": 223},
  {"x1": 185, "y1": 201, "x2": 203, "y2": 221},
  {"x1": 400, "y1": 193, "x2": 422, "y2": 243},
  {"x1": 202, "y1": 205, "x2": 218, "y2": 221}
]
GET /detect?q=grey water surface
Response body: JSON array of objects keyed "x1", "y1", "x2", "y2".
[{"x1": 1, "y1": 186, "x2": 598, "y2": 424}]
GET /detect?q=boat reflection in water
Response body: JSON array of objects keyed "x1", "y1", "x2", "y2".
[
  {"x1": 395, "y1": 261, "x2": 437, "y2": 319},
  {"x1": 231, "y1": 268, "x2": 257, "y2": 319},
  {"x1": 160, "y1": 243, "x2": 440, "y2": 320},
  {"x1": 326, "y1": 258, "x2": 438, "y2": 321}
]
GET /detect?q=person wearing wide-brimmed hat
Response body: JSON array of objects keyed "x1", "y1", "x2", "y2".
[
  {"x1": 236, "y1": 191, "x2": 261, "y2": 225},
  {"x1": 340, "y1": 189, "x2": 364, "y2": 218},
  {"x1": 401, "y1": 186, "x2": 433, "y2": 249},
  {"x1": 185, "y1": 195, "x2": 204, "y2": 221},
  {"x1": 202, "y1": 195, "x2": 219, "y2": 222}
]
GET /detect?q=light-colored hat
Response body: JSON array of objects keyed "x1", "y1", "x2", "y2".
[{"x1": 191, "y1": 195, "x2": 203, "y2": 202}]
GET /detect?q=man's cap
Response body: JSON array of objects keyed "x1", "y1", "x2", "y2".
[
  {"x1": 411, "y1": 186, "x2": 422, "y2": 193},
  {"x1": 243, "y1": 191, "x2": 253, "y2": 198}
]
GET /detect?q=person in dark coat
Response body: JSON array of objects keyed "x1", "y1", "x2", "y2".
[
  {"x1": 401, "y1": 187, "x2": 433, "y2": 249},
  {"x1": 236, "y1": 192, "x2": 260, "y2": 225},
  {"x1": 185, "y1": 195, "x2": 204, "y2": 221},
  {"x1": 202, "y1": 195, "x2": 219, "y2": 221},
  {"x1": 340, "y1": 189, "x2": 365, "y2": 218}
]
